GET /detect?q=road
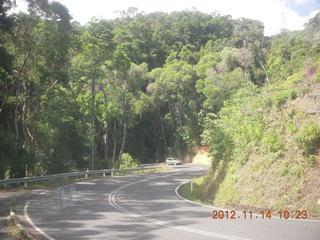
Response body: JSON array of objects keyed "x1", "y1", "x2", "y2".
[{"x1": 4, "y1": 164, "x2": 320, "y2": 240}]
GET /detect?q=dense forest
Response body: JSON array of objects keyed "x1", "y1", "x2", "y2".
[{"x1": 0, "y1": 0, "x2": 319, "y2": 195}]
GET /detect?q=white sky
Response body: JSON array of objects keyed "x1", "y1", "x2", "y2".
[{"x1": 14, "y1": 0, "x2": 320, "y2": 36}]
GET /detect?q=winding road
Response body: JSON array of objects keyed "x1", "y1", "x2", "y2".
[{"x1": 6, "y1": 165, "x2": 320, "y2": 240}]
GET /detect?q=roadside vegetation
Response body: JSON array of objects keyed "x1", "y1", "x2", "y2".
[
  {"x1": 1, "y1": 0, "x2": 320, "y2": 216},
  {"x1": 183, "y1": 30, "x2": 320, "y2": 214}
]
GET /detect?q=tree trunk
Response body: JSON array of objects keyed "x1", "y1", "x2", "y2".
[
  {"x1": 175, "y1": 105, "x2": 183, "y2": 128},
  {"x1": 14, "y1": 90, "x2": 20, "y2": 156},
  {"x1": 259, "y1": 61, "x2": 270, "y2": 85},
  {"x1": 157, "y1": 107, "x2": 167, "y2": 148},
  {"x1": 21, "y1": 81, "x2": 34, "y2": 144},
  {"x1": 118, "y1": 122, "x2": 127, "y2": 164},
  {"x1": 112, "y1": 121, "x2": 117, "y2": 168},
  {"x1": 103, "y1": 126, "x2": 109, "y2": 163},
  {"x1": 91, "y1": 76, "x2": 96, "y2": 170}
]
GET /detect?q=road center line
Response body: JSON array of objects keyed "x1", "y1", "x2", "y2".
[{"x1": 108, "y1": 172, "x2": 251, "y2": 240}]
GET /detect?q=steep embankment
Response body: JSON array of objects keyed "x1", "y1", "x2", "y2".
[
  {"x1": 185, "y1": 72, "x2": 320, "y2": 217},
  {"x1": 191, "y1": 146, "x2": 212, "y2": 165}
]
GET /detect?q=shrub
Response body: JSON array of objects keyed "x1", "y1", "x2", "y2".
[
  {"x1": 206, "y1": 127, "x2": 234, "y2": 164},
  {"x1": 291, "y1": 164, "x2": 303, "y2": 177},
  {"x1": 274, "y1": 91, "x2": 289, "y2": 107},
  {"x1": 287, "y1": 73, "x2": 303, "y2": 84},
  {"x1": 261, "y1": 132, "x2": 284, "y2": 153},
  {"x1": 273, "y1": 89, "x2": 298, "y2": 108},
  {"x1": 286, "y1": 120, "x2": 297, "y2": 134},
  {"x1": 119, "y1": 153, "x2": 139, "y2": 169},
  {"x1": 280, "y1": 167, "x2": 289, "y2": 177},
  {"x1": 295, "y1": 123, "x2": 320, "y2": 156},
  {"x1": 308, "y1": 155, "x2": 317, "y2": 166}
]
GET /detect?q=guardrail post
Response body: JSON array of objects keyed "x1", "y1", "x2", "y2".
[
  {"x1": 24, "y1": 164, "x2": 29, "y2": 188},
  {"x1": 103, "y1": 170, "x2": 106, "y2": 177},
  {"x1": 85, "y1": 168, "x2": 89, "y2": 179}
]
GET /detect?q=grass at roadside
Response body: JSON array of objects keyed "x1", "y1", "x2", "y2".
[
  {"x1": 7, "y1": 222, "x2": 34, "y2": 240},
  {"x1": 181, "y1": 176, "x2": 207, "y2": 204},
  {"x1": 7, "y1": 211, "x2": 35, "y2": 240},
  {"x1": 114, "y1": 167, "x2": 173, "y2": 176},
  {"x1": 8, "y1": 223, "x2": 24, "y2": 240},
  {"x1": 181, "y1": 175, "x2": 320, "y2": 220}
]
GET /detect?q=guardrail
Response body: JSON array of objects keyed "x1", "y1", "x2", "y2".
[{"x1": 0, "y1": 165, "x2": 161, "y2": 186}]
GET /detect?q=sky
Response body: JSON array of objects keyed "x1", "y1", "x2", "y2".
[{"x1": 14, "y1": 0, "x2": 320, "y2": 36}]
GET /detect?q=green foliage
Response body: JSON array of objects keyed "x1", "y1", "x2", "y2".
[
  {"x1": 291, "y1": 164, "x2": 303, "y2": 177},
  {"x1": 307, "y1": 155, "x2": 317, "y2": 166},
  {"x1": 295, "y1": 123, "x2": 320, "y2": 156},
  {"x1": 195, "y1": 49, "x2": 247, "y2": 112},
  {"x1": 1, "y1": 4, "x2": 320, "y2": 185},
  {"x1": 287, "y1": 73, "x2": 303, "y2": 84},
  {"x1": 267, "y1": 32, "x2": 311, "y2": 83},
  {"x1": 181, "y1": 176, "x2": 206, "y2": 203},
  {"x1": 273, "y1": 89, "x2": 298, "y2": 108},
  {"x1": 201, "y1": 115, "x2": 234, "y2": 163},
  {"x1": 195, "y1": 52, "x2": 221, "y2": 78},
  {"x1": 280, "y1": 166, "x2": 289, "y2": 177},
  {"x1": 261, "y1": 132, "x2": 284, "y2": 153},
  {"x1": 119, "y1": 153, "x2": 139, "y2": 169}
]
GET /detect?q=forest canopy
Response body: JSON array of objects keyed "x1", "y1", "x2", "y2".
[{"x1": 0, "y1": 0, "x2": 320, "y2": 179}]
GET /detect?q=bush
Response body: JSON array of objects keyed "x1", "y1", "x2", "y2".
[
  {"x1": 291, "y1": 164, "x2": 303, "y2": 177},
  {"x1": 295, "y1": 123, "x2": 320, "y2": 156},
  {"x1": 273, "y1": 89, "x2": 298, "y2": 108},
  {"x1": 261, "y1": 132, "x2": 284, "y2": 153},
  {"x1": 287, "y1": 73, "x2": 302, "y2": 84},
  {"x1": 274, "y1": 91, "x2": 289, "y2": 107},
  {"x1": 119, "y1": 153, "x2": 139, "y2": 169},
  {"x1": 204, "y1": 126, "x2": 233, "y2": 164}
]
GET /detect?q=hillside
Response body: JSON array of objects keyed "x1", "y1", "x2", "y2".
[
  {"x1": 187, "y1": 77, "x2": 320, "y2": 215},
  {"x1": 0, "y1": 1, "x2": 320, "y2": 216},
  {"x1": 180, "y1": 13, "x2": 320, "y2": 216},
  {"x1": 184, "y1": 52, "x2": 320, "y2": 217}
]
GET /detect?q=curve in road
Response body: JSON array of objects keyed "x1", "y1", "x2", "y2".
[{"x1": 22, "y1": 165, "x2": 320, "y2": 240}]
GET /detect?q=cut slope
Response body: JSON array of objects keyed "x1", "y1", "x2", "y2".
[
  {"x1": 184, "y1": 76, "x2": 320, "y2": 218},
  {"x1": 191, "y1": 146, "x2": 212, "y2": 165}
]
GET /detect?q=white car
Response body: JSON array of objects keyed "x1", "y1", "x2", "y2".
[{"x1": 165, "y1": 157, "x2": 182, "y2": 165}]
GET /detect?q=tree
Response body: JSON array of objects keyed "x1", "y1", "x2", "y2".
[
  {"x1": 233, "y1": 18, "x2": 269, "y2": 85},
  {"x1": 147, "y1": 60, "x2": 201, "y2": 154}
]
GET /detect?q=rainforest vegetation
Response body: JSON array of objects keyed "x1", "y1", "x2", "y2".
[{"x1": 1, "y1": 0, "x2": 320, "y2": 214}]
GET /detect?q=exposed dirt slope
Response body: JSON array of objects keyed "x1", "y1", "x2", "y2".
[{"x1": 191, "y1": 146, "x2": 212, "y2": 165}]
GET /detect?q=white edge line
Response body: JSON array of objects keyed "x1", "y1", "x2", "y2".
[
  {"x1": 24, "y1": 200, "x2": 56, "y2": 240},
  {"x1": 108, "y1": 172, "x2": 251, "y2": 240},
  {"x1": 174, "y1": 179, "x2": 320, "y2": 223},
  {"x1": 21, "y1": 170, "x2": 179, "y2": 240}
]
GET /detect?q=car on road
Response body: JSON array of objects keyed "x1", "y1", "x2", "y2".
[{"x1": 165, "y1": 157, "x2": 182, "y2": 165}]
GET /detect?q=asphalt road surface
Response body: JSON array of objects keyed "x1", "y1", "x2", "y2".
[{"x1": 6, "y1": 164, "x2": 320, "y2": 240}]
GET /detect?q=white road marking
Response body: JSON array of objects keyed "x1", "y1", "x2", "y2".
[
  {"x1": 108, "y1": 173, "x2": 251, "y2": 240},
  {"x1": 24, "y1": 201, "x2": 56, "y2": 240},
  {"x1": 22, "y1": 172, "x2": 177, "y2": 240}
]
